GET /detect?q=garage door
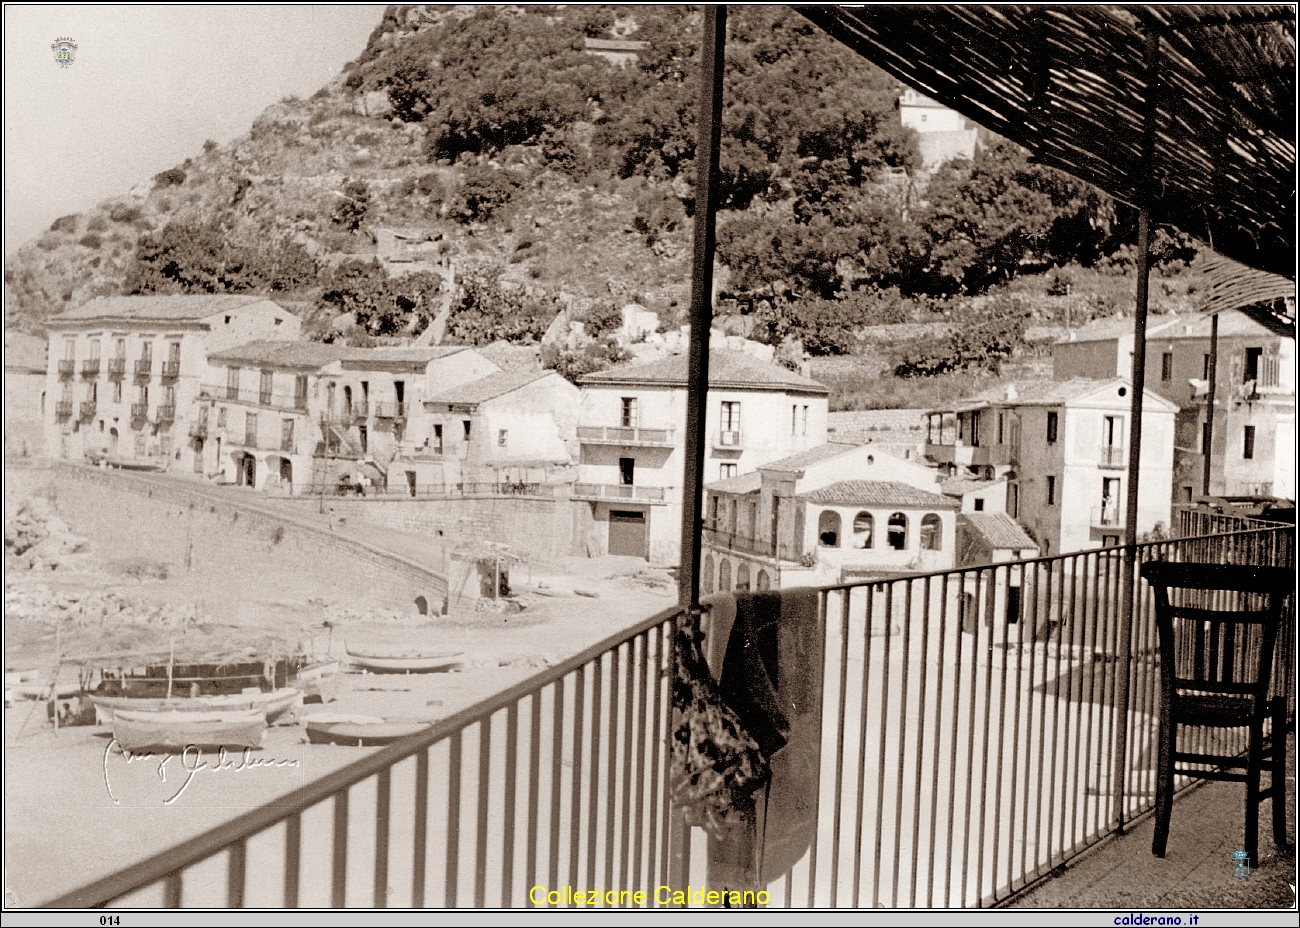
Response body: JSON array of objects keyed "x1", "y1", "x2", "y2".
[{"x1": 608, "y1": 510, "x2": 648, "y2": 560}]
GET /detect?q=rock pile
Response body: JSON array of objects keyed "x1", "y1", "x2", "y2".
[
  {"x1": 5, "y1": 497, "x2": 88, "y2": 570},
  {"x1": 3, "y1": 582, "x2": 193, "y2": 630}
]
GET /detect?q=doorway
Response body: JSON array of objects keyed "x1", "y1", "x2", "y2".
[
  {"x1": 241, "y1": 454, "x2": 256, "y2": 488},
  {"x1": 608, "y1": 510, "x2": 648, "y2": 560}
]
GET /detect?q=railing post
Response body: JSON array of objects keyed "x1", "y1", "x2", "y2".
[
  {"x1": 1113, "y1": 20, "x2": 1161, "y2": 833},
  {"x1": 1201, "y1": 312, "x2": 1218, "y2": 497}
]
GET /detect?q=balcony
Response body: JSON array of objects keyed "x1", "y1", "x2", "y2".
[
  {"x1": 224, "y1": 386, "x2": 242, "y2": 401},
  {"x1": 259, "y1": 392, "x2": 273, "y2": 407},
  {"x1": 46, "y1": 524, "x2": 1293, "y2": 909},
  {"x1": 189, "y1": 420, "x2": 209, "y2": 439},
  {"x1": 1091, "y1": 504, "x2": 1124, "y2": 527},
  {"x1": 925, "y1": 439, "x2": 991, "y2": 467},
  {"x1": 352, "y1": 401, "x2": 369, "y2": 419},
  {"x1": 54, "y1": 400, "x2": 73, "y2": 420},
  {"x1": 155, "y1": 404, "x2": 175, "y2": 423},
  {"x1": 160, "y1": 361, "x2": 180, "y2": 381},
  {"x1": 571, "y1": 483, "x2": 667, "y2": 504},
  {"x1": 577, "y1": 425, "x2": 675, "y2": 447},
  {"x1": 130, "y1": 403, "x2": 149, "y2": 422},
  {"x1": 107, "y1": 359, "x2": 126, "y2": 379},
  {"x1": 78, "y1": 402, "x2": 97, "y2": 420},
  {"x1": 80, "y1": 359, "x2": 100, "y2": 377},
  {"x1": 373, "y1": 401, "x2": 407, "y2": 419},
  {"x1": 702, "y1": 525, "x2": 776, "y2": 557},
  {"x1": 134, "y1": 360, "x2": 153, "y2": 379},
  {"x1": 243, "y1": 432, "x2": 259, "y2": 448},
  {"x1": 57, "y1": 360, "x2": 75, "y2": 379},
  {"x1": 714, "y1": 429, "x2": 743, "y2": 449},
  {"x1": 1098, "y1": 445, "x2": 1126, "y2": 468}
]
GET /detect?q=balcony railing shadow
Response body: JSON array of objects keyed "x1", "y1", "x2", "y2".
[{"x1": 45, "y1": 526, "x2": 1294, "y2": 908}]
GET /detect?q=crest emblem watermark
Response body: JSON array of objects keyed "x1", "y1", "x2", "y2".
[
  {"x1": 1232, "y1": 848, "x2": 1251, "y2": 878},
  {"x1": 51, "y1": 37, "x2": 77, "y2": 68}
]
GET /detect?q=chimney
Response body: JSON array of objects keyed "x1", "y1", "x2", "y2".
[{"x1": 1005, "y1": 384, "x2": 1018, "y2": 402}]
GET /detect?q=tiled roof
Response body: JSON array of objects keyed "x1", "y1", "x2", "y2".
[
  {"x1": 704, "y1": 471, "x2": 762, "y2": 494},
  {"x1": 758, "y1": 442, "x2": 858, "y2": 473},
  {"x1": 53, "y1": 294, "x2": 277, "y2": 323},
  {"x1": 4, "y1": 332, "x2": 46, "y2": 371},
  {"x1": 940, "y1": 478, "x2": 999, "y2": 497},
  {"x1": 579, "y1": 349, "x2": 828, "y2": 393},
  {"x1": 208, "y1": 340, "x2": 346, "y2": 369},
  {"x1": 959, "y1": 512, "x2": 1039, "y2": 550},
  {"x1": 339, "y1": 346, "x2": 468, "y2": 364},
  {"x1": 426, "y1": 370, "x2": 552, "y2": 406},
  {"x1": 934, "y1": 378, "x2": 1139, "y2": 413},
  {"x1": 800, "y1": 480, "x2": 957, "y2": 509},
  {"x1": 1055, "y1": 309, "x2": 1277, "y2": 345}
]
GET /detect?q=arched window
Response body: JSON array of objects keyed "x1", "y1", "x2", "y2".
[
  {"x1": 702, "y1": 553, "x2": 714, "y2": 594},
  {"x1": 818, "y1": 510, "x2": 841, "y2": 547},
  {"x1": 756, "y1": 569, "x2": 770, "y2": 591},
  {"x1": 719, "y1": 559, "x2": 732, "y2": 592},
  {"x1": 887, "y1": 512, "x2": 908, "y2": 550},
  {"x1": 736, "y1": 562, "x2": 751, "y2": 591},
  {"x1": 853, "y1": 511, "x2": 874, "y2": 548},
  {"x1": 920, "y1": 513, "x2": 942, "y2": 551}
]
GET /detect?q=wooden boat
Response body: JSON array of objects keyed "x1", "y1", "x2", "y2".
[
  {"x1": 304, "y1": 714, "x2": 429, "y2": 747},
  {"x1": 345, "y1": 648, "x2": 464, "y2": 674},
  {"x1": 90, "y1": 687, "x2": 300, "y2": 725},
  {"x1": 112, "y1": 707, "x2": 266, "y2": 751},
  {"x1": 297, "y1": 660, "x2": 340, "y2": 682}
]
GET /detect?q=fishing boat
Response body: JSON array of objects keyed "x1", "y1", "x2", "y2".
[
  {"x1": 112, "y1": 707, "x2": 266, "y2": 751},
  {"x1": 344, "y1": 648, "x2": 464, "y2": 674},
  {"x1": 304, "y1": 713, "x2": 430, "y2": 747},
  {"x1": 297, "y1": 659, "x2": 340, "y2": 682},
  {"x1": 90, "y1": 687, "x2": 300, "y2": 725}
]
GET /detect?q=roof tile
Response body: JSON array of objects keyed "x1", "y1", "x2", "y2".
[
  {"x1": 580, "y1": 349, "x2": 827, "y2": 393},
  {"x1": 800, "y1": 480, "x2": 956, "y2": 509}
]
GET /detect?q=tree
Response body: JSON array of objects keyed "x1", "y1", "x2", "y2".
[
  {"x1": 317, "y1": 261, "x2": 443, "y2": 338},
  {"x1": 449, "y1": 166, "x2": 521, "y2": 224},
  {"x1": 332, "y1": 180, "x2": 370, "y2": 231},
  {"x1": 445, "y1": 269, "x2": 553, "y2": 344},
  {"x1": 125, "y1": 221, "x2": 318, "y2": 295}
]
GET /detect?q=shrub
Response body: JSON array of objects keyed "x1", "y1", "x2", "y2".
[
  {"x1": 85, "y1": 215, "x2": 107, "y2": 232},
  {"x1": 49, "y1": 215, "x2": 79, "y2": 233},
  {"x1": 449, "y1": 166, "x2": 520, "y2": 224},
  {"x1": 153, "y1": 167, "x2": 187, "y2": 188},
  {"x1": 332, "y1": 179, "x2": 370, "y2": 231},
  {"x1": 203, "y1": 139, "x2": 218, "y2": 153},
  {"x1": 109, "y1": 204, "x2": 142, "y2": 224},
  {"x1": 78, "y1": 233, "x2": 102, "y2": 250}
]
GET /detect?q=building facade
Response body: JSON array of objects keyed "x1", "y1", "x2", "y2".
[
  {"x1": 44, "y1": 295, "x2": 300, "y2": 471},
  {"x1": 576, "y1": 350, "x2": 829, "y2": 563},
  {"x1": 5, "y1": 331, "x2": 47, "y2": 458}
]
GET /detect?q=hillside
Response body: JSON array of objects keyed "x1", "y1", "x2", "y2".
[{"x1": 5, "y1": 4, "x2": 1200, "y2": 393}]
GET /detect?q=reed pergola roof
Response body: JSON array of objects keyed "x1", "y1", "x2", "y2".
[{"x1": 800, "y1": 4, "x2": 1296, "y2": 281}]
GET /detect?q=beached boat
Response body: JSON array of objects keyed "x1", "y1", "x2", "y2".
[
  {"x1": 345, "y1": 648, "x2": 464, "y2": 674},
  {"x1": 304, "y1": 714, "x2": 429, "y2": 747},
  {"x1": 112, "y1": 707, "x2": 266, "y2": 751},
  {"x1": 297, "y1": 659, "x2": 340, "y2": 682},
  {"x1": 90, "y1": 687, "x2": 300, "y2": 725}
]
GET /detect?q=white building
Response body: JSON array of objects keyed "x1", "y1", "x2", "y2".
[
  {"x1": 898, "y1": 87, "x2": 979, "y2": 170},
  {"x1": 44, "y1": 295, "x2": 300, "y2": 470},
  {"x1": 925, "y1": 379, "x2": 1178, "y2": 556},
  {"x1": 576, "y1": 349, "x2": 829, "y2": 563},
  {"x1": 5, "y1": 331, "x2": 47, "y2": 458}
]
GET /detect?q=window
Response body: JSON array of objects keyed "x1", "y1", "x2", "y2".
[
  {"x1": 1243, "y1": 347, "x2": 1262, "y2": 383},
  {"x1": 162, "y1": 385, "x2": 175, "y2": 408},
  {"x1": 63, "y1": 339, "x2": 76, "y2": 360},
  {"x1": 433, "y1": 424, "x2": 443, "y2": 454},
  {"x1": 719, "y1": 560, "x2": 731, "y2": 592},
  {"x1": 620, "y1": 397, "x2": 637, "y2": 428},
  {"x1": 1103, "y1": 415, "x2": 1123, "y2": 449},
  {"x1": 281, "y1": 418, "x2": 294, "y2": 452},
  {"x1": 217, "y1": 407, "x2": 227, "y2": 429},
  {"x1": 791, "y1": 405, "x2": 798, "y2": 436},
  {"x1": 1047, "y1": 475, "x2": 1056, "y2": 505},
  {"x1": 920, "y1": 513, "x2": 942, "y2": 551},
  {"x1": 887, "y1": 513, "x2": 908, "y2": 550},
  {"x1": 619, "y1": 457, "x2": 635, "y2": 486},
  {"x1": 1009, "y1": 483, "x2": 1020, "y2": 518},
  {"x1": 498, "y1": 429, "x2": 508, "y2": 447},
  {"x1": 294, "y1": 375, "x2": 308, "y2": 410},
  {"x1": 260, "y1": 370, "x2": 274, "y2": 405},
  {"x1": 463, "y1": 420, "x2": 472, "y2": 440},
  {"x1": 1046, "y1": 411, "x2": 1058, "y2": 444},
  {"x1": 139, "y1": 341, "x2": 152, "y2": 365},
  {"x1": 227, "y1": 366, "x2": 241, "y2": 399},
  {"x1": 818, "y1": 511, "x2": 841, "y2": 547},
  {"x1": 719, "y1": 463, "x2": 737, "y2": 480},
  {"x1": 702, "y1": 554, "x2": 714, "y2": 594},
  {"x1": 168, "y1": 341, "x2": 181, "y2": 364},
  {"x1": 1161, "y1": 351, "x2": 1173, "y2": 382},
  {"x1": 245, "y1": 412, "x2": 258, "y2": 447},
  {"x1": 801, "y1": 405, "x2": 808, "y2": 436},
  {"x1": 969, "y1": 411, "x2": 981, "y2": 446},
  {"x1": 1243, "y1": 426, "x2": 1255, "y2": 459},
  {"x1": 997, "y1": 413, "x2": 1004, "y2": 445},
  {"x1": 852, "y1": 512, "x2": 873, "y2": 548},
  {"x1": 88, "y1": 340, "x2": 101, "y2": 361},
  {"x1": 88, "y1": 381, "x2": 98, "y2": 403},
  {"x1": 1184, "y1": 486, "x2": 1194, "y2": 503},
  {"x1": 756, "y1": 569, "x2": 770, "y2": 591},
  {"x1": 973, "y1": 497, "x2": 984, "y2": 512},
  {"x1": 138, "y1": 385, "x2": 149, "y2": 406},
  {"x1": 720, "y1": 401, "x2": 740, "y2": 431},
  {"x1": 735, "y1": 563, "x2": 751, "y2": 592},
  {"x1": 709, "y1": 494, "x2": 719, "y2": 525},
  {"x1": 112, "y1": 380, "x2": 122, "y2": 403}
]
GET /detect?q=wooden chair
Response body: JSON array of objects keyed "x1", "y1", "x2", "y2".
[{"x1": 1141, "y1": 561, "x2": 1293, "y2": 865}]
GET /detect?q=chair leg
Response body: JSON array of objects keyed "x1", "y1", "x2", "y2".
[
  {"x1": 1271, "y1": 699, "x2": 1288, "y2": 849},
  {"x1": 1152, "y1": 719, "x2": 1174, "y2": 857},
  {"x1": 1245, "y1": 724, "x2": 1262, "y2": 869}
]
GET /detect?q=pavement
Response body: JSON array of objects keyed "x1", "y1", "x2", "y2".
[{"x1": 1009, "y1": 733, "x2": 1297, "y2": 910}]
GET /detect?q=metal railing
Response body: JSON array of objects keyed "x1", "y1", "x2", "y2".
[
  {"x1": 702, "y1": 525, "x2": 776, "y2": 558},
  {"x1": 298, "y1": 481, "x2": 549, "y2": 499},
  {"x1": 156, "y1": 404, "x2": 176, "y2": 422},
  {"x1": 373, "y1": 402, "x2": 407, "y2": 419},
  {"x1": 130, "y1": 403, "x2": 149, "y2": 421},
  {"x1": 577, "y1": 426, "x2": 675, "y2": 446},
  {"x1": 1091, "y1": 506, "x2": 1123, "y2": 527},
  {"x1": 107, "y1": 359, "x2": 126, "y2": 378},
  {"x1": 81, "y1": 359, "x2": 101, "y2": 376},
  {"x1": 1175, "y1": 507, "x2": 1284, "y2": 538},
  {"x1": 1098, "y1": 446, "x2": 1125, "y2": 468},
  {"x1": 45, "y1": 526, "x2": 1294, "y2": 908},
  {"x1": 572, "y1": 484, "x2": 667, "y2": 502},
  {"x1": 135, "y1": 360, "x2": 153, "y2": 378},
  {"x1": 57, "y1": 360, "x2": 76, "y2": 378},
  {"x1": 225, "y1": 386, "x2": 242, "y2": 401},
  {"x1": 714, "y1": 429, "x2": 743, "y2": 449},
  {"x1": 54, "y1": 401, "x2": 73, "y2": 419},
  {"x1": 79, "y1": 402, "x2": 97, "y2": 420},
  {"x1": 161, "y1": 361, "x2": 181, "y2": 380}
]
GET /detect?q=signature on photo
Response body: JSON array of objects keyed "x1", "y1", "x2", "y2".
[{"x1": 103, "y1": 739, "x2": 301, "y2": 806}]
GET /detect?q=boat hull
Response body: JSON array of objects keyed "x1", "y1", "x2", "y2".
[
  {"x1": 345, "y1": 651, "x2": 463, "y2": 674},
  {"x1": 112, "y1": 708, "x2": 266, "y2": 751},
  {"x1": 91, "y1": 688, "x2": 300, "y2": 725},
  {"x1": 305, "y1": 720, "x2": 428, "y2": 747}
]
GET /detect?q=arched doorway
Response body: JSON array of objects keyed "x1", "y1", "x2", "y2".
[
  {"x1": 735, "y1": 562, "x2": 751, "y2": 591},
  {"x1": 236, "y1": 452, "x2": 256, "y2": 487},
  {"x1": 279, "y1": 457, "x2": 293, "y2": 490},
  {"x1": 719, "y1": 559, "x2": 732, "y2": 592},
  {"x1": 108, "y1": 427, "x2": 119, "y2": 456},
  {"x1": 702, "y1": 554, "x2": 715, "y2": 594},
  {"x1": 756, "y1": 569, "x2": 770, "y2": 591},
  {"x1": 193, "y1": 438, "x2": 205, "y2": 473}
]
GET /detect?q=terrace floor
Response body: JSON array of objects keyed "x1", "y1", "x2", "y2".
[{"x1": 1009, "y1": 734, "x2": 1296, "y2": 910}]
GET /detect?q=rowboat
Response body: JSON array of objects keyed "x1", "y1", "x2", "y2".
[
  {"x1": 297, "y1": 660, "x2": 340, "y2": 681},
  {"x1": 345, "y1": 648, "x2": 464, "y2": 674},
  {"x1": 112, "y1": 707, "x2": 266, "y2": 751},
  {"x1": 304, "y1": 715, "x2": 429, "y2": 747},
  {"x1": 90, "y1": 687, "x2": 300, "y2": 725}
]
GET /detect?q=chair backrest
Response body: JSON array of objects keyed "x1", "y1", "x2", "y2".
[{"x1": 1141, "y1": 561, "x2": 1293, "y2": 711}]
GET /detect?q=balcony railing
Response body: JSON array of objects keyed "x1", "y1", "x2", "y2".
[
  {"x1": 714, "y1": 429, "x2": 743, "y2": 449},
  {"x1": 373, "y1": 401, "x2": 407, "y2": 419},
  {"x1": 57, "y1": 360, "x2": 75, "y2": 379},
  {"x1": 155, "y1": 404, "x2": 175, "y2": 423},
  {"x1": 79, "y1": 402, "x2": 97, "y2": 420},
  {"x1": 244, "y1": 431, "x2": 259, "y2": 448},
  {"x1": 47, "y1": 526, "x2": 1293, "y2": 908},
  {"x1": 189, "y1": 421, "x2": 209, "y2": 439},
  {"x1": 54, "y1": 400, "x2": 73, "y2": 419},
  {"x1": 1098, "y1": 445, "x2": 1125, "y2": 468},
  {"x1": 280, "y1": 436, "x2": 295, "y2": 453},
  {"x1": 1091, "y1": 505, "x2": 1123, "y2": 527},
  {"x1": 702, "y1": 524, "x2": 776, "y2": 558},
  {"x1": 130, "y1": 403, "x2": 149, "y2": 422},
  {"x1": 160, "y1": 361, "x2": 180, "y2": 381},
  {"x1": 577, "y1": 426, "x2": 675, "y2": 446},
  {"x1": 259, "y1": 391, "x2": 273, "y2": 406},
  {"x1": 225, "y1": 386, "x2": 241, "y2": 401},
  {"x1": 107, "y1": 359, "x2": 126, "y2": 379},
  {"x1": 352, "y1": 401, "x2": 369, "y2": 419},
  {"x1": 135, "y1": 360, "x2": 153, "y2": 378},
  {"x1": 81, "y1": 359, "x2": 100, "y2": 377},
  {"x1": 572, "y1": 483, "x2": 667, "y2": 503}
]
